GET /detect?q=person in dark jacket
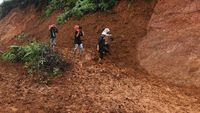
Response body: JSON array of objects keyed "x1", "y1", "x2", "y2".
[
  {"x1": 49, "y1": 24, "x2": 58, "y2": 51},
  {"x1": 97, "y1": 28, "x2": 112, "y2": 62},
  {"x1": 74, "y1": 25, "x2": 85, "y2": 56}
]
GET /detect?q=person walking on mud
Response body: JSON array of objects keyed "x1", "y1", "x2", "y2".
[
  {"x1": 73, "y1": 25, "x2": 85, "y2": 56},
  {"x1": 97, "y1": 28, "x2": 112, "y2": 63},
  {"x1": 49, "y1": 24, "x2": 58, "y2": 51}
]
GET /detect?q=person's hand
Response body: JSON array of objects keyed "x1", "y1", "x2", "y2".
[{"x1": 110, "y1": 37, "x2": 114, "y2": 41}]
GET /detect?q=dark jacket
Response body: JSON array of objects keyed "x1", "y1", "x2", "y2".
[
  {"x1": 98, "y1": 35, "x2": 106, "y2": 51},
  {"x1": 49, "y1": 27, "x2": 58, "y2": 39},
  {"x1": 74, "y1": 31, "x2": 83, "y2": 45}
]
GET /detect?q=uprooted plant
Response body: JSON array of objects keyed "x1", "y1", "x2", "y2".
[{"x1": 1, "y1": 42, "x2": 68, "y2": 77}]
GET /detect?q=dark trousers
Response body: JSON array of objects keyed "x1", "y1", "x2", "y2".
[{"x1": 99, "y1": 45, "x2": 110, "y2": 59}]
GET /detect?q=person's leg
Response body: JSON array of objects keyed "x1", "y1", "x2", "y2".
[
  {"x1": 50, "y1": 38, "x2": 53, "y2": 48},
  {"x1": 53, "y1": 38, "x2": 56, "y2": 46},
  {"x1": 79, "y1": 43, "x2": 84, "y2": 55},
  {"x1": 74, "y1": 44, "x2": 78, "y2": 56},
  {"x1": 98, "y1": 49, "x2": 104, "y2": 63},
  {"x1": 52, "y1": 38, "x2": 56, "y2": 51},
  {"x1": 104, "y1": 44, "x2": 110, "y2": 54}
]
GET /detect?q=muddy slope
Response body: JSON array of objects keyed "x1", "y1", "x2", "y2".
[
  {"x1": 138, "y1": 0, "x2": 200, "y2": 88},
  {"x1": 0, "y1": 0, "x2": 156, "y2": 70},
  {"x1": 1, "y1": 54, "x2": 200, "y2": 113},
  {"x1": 0, "y1": 0, "x2": 200, "y2": 112}
]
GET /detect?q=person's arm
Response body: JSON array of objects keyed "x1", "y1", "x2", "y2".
[
  {"x1": 76, "y1": 31, "x2": 80, "y2": 37},
  {"x1": 97, "y1": 38, "x2": 101, "y2": 51},
  {"x1": 50, "y1": 28, "x2": 54, "y2": 37},
  {"x1": 49, "y1": 29, "x2": 51, "y2": 36},
  {"x1": 97, "y1": 45, "x2": 99, "y2": 51},
  {"x1": 81, "y1": 31, "x2": 85, "y2": 41},
  {"x1": 107, "y1": 33, "x2": 113, "y2": 42},
  {"x1": 107, "y1": 33, "x2": 112, "y2": 37},
  {"x1": 82, "y1": 31, "x2": 85, "y2": 37},
  {"x1": 55, "y1": 27, "x2": 58, "y2": 33}
]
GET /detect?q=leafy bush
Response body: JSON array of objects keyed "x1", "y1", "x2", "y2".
[
  {"x1": 57, "y1": 0, "x2": 97, "y2": 24},
  {"x1": 94, "y1": 0, "x2": 118, "y2": 11},
  {"x1": 45, "y1": 0, "x2": 118, "y2": 24},
  {"x1": 45, "y1": 0, "x2": 78, "y2": 17},
  {"x1": 1, "y1": 42, "x2": 68, "y2": 76},
  {"x1": 0, "y1": 0, "x2": 49, "y2": 19},
  {"x1": 45, "y1": 5, "x2": 56, "y2": 17},
  {"x1": 34, "y1": 0, "x2": 47, "y2": 8},
  {"x1": 0, "y1": 0, "x2": 18, "y2": 19}
]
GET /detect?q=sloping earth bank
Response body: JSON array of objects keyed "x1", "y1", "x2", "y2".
[
  {"x1": 139, "y1": 0, "x2": 200, "y2": 88},
  {"x1": 0, "y1": 0, "x2": 200, "y2": 112},
  {"x1": 0, "y1": 50, "x2": 200, "y2": 113}
]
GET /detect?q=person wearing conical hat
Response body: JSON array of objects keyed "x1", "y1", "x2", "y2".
[{"x1": 97, "y1": 28, "x2": 112, "y2": 62}]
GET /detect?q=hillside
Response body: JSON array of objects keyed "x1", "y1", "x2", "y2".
[
  {"x1": 139, "y1": 0, "x2": 200, "y2": 88},
  {"x1": 0, "y1": 0, "x2": 200, "y2": 113}
]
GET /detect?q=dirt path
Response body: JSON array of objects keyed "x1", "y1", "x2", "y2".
[{"x1": 0, "y1": 49, "x2": 200, "y2": 113}]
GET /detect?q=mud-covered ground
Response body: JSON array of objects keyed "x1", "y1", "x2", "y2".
[
  {"x1": 0, "y1": 0, "x2": 200, "y2": 112},
  {"x1": 0, "y1": 49, "x2": 200, "y2": 113}
]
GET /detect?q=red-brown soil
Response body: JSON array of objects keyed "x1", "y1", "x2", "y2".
[
  {"x1": 0, "y1": 0, "x2": 200, "y2": 113},
  {"x1": 139, "y1": 0, "x2": 200, "y2": 88}
]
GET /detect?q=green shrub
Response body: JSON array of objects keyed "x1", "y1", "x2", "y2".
[
  {"x1": 45, "y1": 5, "x2": 55, "y2": 17},
  {"x1": 45, "y1": 0, "x2": 78, "y2": 17},
  {"x1": 45, "y1": 0, "x2": 118, "y2": 24},
  {"x1": 57, "y1": 0, "x2": 97, "y2": 24},
  {"x1": 95, "y1": 0, "x2": 118, "y2": 11},
  {"x1": 1, "y1": 42, "x2": 68, "y2": 76}
]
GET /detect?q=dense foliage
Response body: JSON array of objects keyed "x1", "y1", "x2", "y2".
[
  {"x1": 45, "y1": 0, "x2": 118, "y2": 24},
  {"x1": 1, "y1": 42, "x2": 68, "y2": 76},
  {"x1": 0, "y1": 0, "x2": 48, "y2": 19},
  {"x1": 0, "y1": 0, "x2": 117, "y2": 22},
  {"x1": 0, "y1": 0, "x2": 18, "y2": 19}
]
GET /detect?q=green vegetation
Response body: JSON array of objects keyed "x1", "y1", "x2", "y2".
[
  {"x1": 0, "y1": 0, "x2": 118, "y2": 22},
  {"x1": 1, "y1": 42, "x2": 68, "y2": 76},
  {"x1": 45, "y1": 0, "x2": 77, "y2": 17},
  {"x1": 0, "y1": 0, "x2": 48, "y2": 19},
  {"x1": 45, "y1": 0, "x2": 118, "y2": 24},
  {"x1": 0, "y1": 0, "x2": 17, "y2": 19}
]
